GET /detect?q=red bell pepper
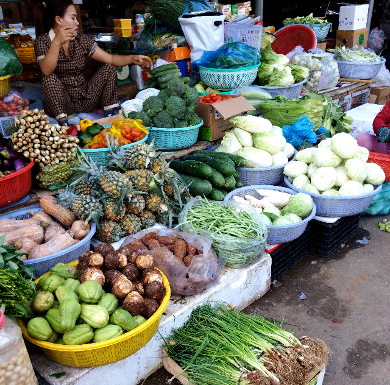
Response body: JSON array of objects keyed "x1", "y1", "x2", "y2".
[{"x1": 67, "y1": 124, "x2": 79, "y2": 136}]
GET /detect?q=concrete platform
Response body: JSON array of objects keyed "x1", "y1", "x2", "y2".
[{"x1": 29, "y1": 254, "x2": 272, "y2": 385}]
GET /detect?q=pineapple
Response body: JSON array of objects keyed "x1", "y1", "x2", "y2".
[
  {"x1": 163, "y1": 182, "x2": 174, "y2": 197},
  {"x1": 125, "y1": 169, "x2": 152, "y2": 192},
  {"x1": 100, "y1": 171, "x2": 133, "y2": 198},
  {"x1": 145, "y1": 193, "x2": 167, "y2": 213},
  {"x1": 72, "y1": 194, "x2": 103, "y2": 221},
  {"x1": 139, "y1": 210, "x2": 156, "y2": 229},
  {"x1": 126, "y1": 195, "x2": 146, "y2": 215},
  {"x1": 104, "y1": 200, "x2": 126, "y2": 221},
  {"x1": 95, "y1": 220, "x2": 123, "y2": 243},
  {"x1": 72, "y1": 178, "x2": 93, "y2": 196},
  {"x1": 124, "y1": 142, "x2": 153, "y2": 170},
  {"x1": 148, "y1": 157, "x2": 167, "y2": 176},
  {"x1": 119, "y1": 213, "x2": 142, "y2": 236},
  {"x1": 55, "y1": 187, "x2": 78, "y2": 209}
]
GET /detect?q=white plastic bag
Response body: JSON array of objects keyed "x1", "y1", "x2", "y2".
[{"x1": 370, "y1": 65, "x2": 390, "y2": 88}]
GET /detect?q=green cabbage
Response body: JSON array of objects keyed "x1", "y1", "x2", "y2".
[
  {"x1": 253, "y1": 132, "x2": 286, "y2": 155},
  {"x1": 311, "y1": 148, "x2": 342, "y2": 168},
  {"x1": 302, "y1": 183, "x2": 320, "y2": 195},
  {"x1": 283, "y1": 161, "x2": 309, "y2": 179},
  {"x1": 293, "y1": 174, "x2": 310, "y2": 189},
  {"x1": 311, "y1": 167, "x2": 337, "y2": 192},
  {"x1": 285, "y1": 193, "x2": 313, "y2": 217},
  {"x1": 331, "y1": 133, "x2": 358, "y2": 159},
  {"x1": 267, "y1": 67, "x2": 295, "y2": 87},
  {"x1": 322, "y1": 189, "x2": 340, "y2": 196},
  {"x1": 261, "y1": 45, "x2": 289, "y2": 66},
  {"x1": 365, "y1": 163, "x2": 385, "y2": 185}
]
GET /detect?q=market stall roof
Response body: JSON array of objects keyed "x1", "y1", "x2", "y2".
[{"x1": 271, "y1": 24, "x2": 316, "y2": 55}]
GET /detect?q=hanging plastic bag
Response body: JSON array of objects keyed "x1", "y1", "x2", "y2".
[
  {"x1": 368, "y1": 28, "x2": 386, "y2": 54},
  {"x1": 362, "y1": 182, "x2": 390, "y2": 216},
  {"x1": 0, "y1": 89, "x2": 29, "y2": 117},
  {"x1": 370, "y1": 64, "x2": 390, "y2": 88},
  {"x1": 0, "y1": 38, "x2": 22, "y2": 77}
]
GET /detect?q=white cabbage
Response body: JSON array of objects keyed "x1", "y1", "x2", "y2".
[
  {"x1": 365, "y1": 162, "x2": 386, "y2": 185},
  {"x1": 293, "y1": 174, "x2": 310, "y2": 189},
  {"x1": 282, "y1": 142, "x2": 295, "y2": 159},
  {"x1": 302, "y1": 183, "x2": 320, "y2": 195},
  {"x1": 233, "y1": 127, "x2": 253, "y2": 147},
  {"x1": 271, "y1": 151, "x2": 289, "y2": 166},
  {"x1": 269, "y1": 125, "x2": 283, "y2": 136},
  {"x1": 334, "y1": 165, "x2": 350, "y2": 187},
  {"x1": 363, "y1": 184, "x2": 374, "y2": 193},
  {"x1": 283, "y1": 161, "x2": 309, "y2": 179},
  {"x1": 318, "y1": 138, "x2": 332, "y2": 148},
  {"x1": 322, "y1": 189, "x2": 340, "y2": 196},
  {"x1": 307, "y1": 163, "x2": 318, "y2": 178},
  {"x1": 253, "y1": 132, "x2": 286, "y2": 155},
  {"x1": 311, "y1": 167, "x2": 337, "y2": 192},
  {"x1": 229, "y1": 116, "x2": 272, "y2": 133},
  {"x1": 331, "y1": 132, "x2": 358, "y2": 159},
  {"x1": 296, "y1": 148, "x2": 315, "y2": 164},
  {"x1": 345, "y1": 159, "x2": 368, "y2": 183},
  {"x1": 312, "y1": 148, "x2": 342, "y2": 168},
  {"x1": 216, "y1": 131, "x2": 242, "y2": 154},
  {"x1": 354, "y1": 146, "x2": 369, "y2": 163},
  {"x1": 235, "y1": 147, "x2": 272, "y2": 168},
  {"x1": 339, "y1": 180, "x2": 365, "y2": 196}
]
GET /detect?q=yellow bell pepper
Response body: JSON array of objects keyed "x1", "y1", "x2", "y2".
[{"x1": 80, "y1": 118, "x2": 93, "y2": 132}]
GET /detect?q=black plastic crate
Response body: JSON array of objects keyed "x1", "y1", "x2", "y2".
[
  {"x1": 268, "y1": 226, "x2": 311, "y2": 281},
  {"x1": 308, "y1": 214, "x2": 360, "y2": 258}
]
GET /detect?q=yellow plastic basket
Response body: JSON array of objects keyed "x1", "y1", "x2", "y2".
[
  {"x1": 17, "y1": 261, "x2": 171, "y2": 367},
  {"x1": 0, "y1": 75, "x2": 11, "y2": 99}
]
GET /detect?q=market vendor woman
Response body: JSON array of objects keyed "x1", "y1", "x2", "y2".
[{"x1": 35, "y1": 0, "x2": 153, "y2": 124}]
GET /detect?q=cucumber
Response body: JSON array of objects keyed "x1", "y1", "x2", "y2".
[
  {"x1": 235, "y1": 178, "x2": 244, "y2": 188},
  {"x1": 149, "y1": 63, "x2": 178, "y2": 75},
  {"x1": 207, "y1": 167, "x2": 225, "y2": 188},
  {"x1": 157, "y1": 72, "x2": 182, "y2": 84},
  {"x1": 208, "y1": 188, "x2": 226, "y2": 201},
  {"x1": 154, "y1": 68, "x2": 181, "y2": 78},
  {"x1": 183, "y1": 153, "x2": 236, "y2": 177},
  {"x1": 224, "y1": 175, "x2": 236, "y2": 191},
  {"x1": 178, "y1": 174, "x2": 213, "y2": 197},
  {"x1": 182, "y1": 77, "x2": 190, "y2": 83},
  {"x1": 233, "y1": 170, "x2": 240, "y2": 179},
  {"x1": 192, "y1": 150, "x2": 247, "y2": 167},
  {"x1": 144, "y1": 79, "x2": 158, "y2": 89},
  {"x1": 169, "y1": 160, "x2": 213, "y2": 179}
]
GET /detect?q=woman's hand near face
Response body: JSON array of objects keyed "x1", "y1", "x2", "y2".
[{"x1": 53, "y1": 25, "x2": 76, "y2": 46}]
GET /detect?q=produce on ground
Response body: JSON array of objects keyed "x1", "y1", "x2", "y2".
[
  {"x1": 24, "y1": 248, "x2": 167, "y2": 345},
  {"x1": 283, "y1": 13, "x2": 329, "y2": 28},
  {"x1": 0, "y1": 133, "x2": 31, "y2": 177},
  {"x1": 284, "y1": 133, "x2": 386, "y2": 196},
  {"x1": 377, "y1": 219, "x2": 390, "y2": 232},
  {"x1": 163, "y1": 302, "x2": 329, "y2": 385},
  {"x1": 10, "y1": 109, "x2": 79, "y2": 168},
  {"x1": 329, "y1": 47, "x2": 382, "y2": 63}
]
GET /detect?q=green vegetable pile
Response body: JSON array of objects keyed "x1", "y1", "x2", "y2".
[
  {"x1": 322, "y1": 95, "x2": 353, "y2": 135},
  {"x1": 377, "y1": 219, "x2": 390, "y2": 232},
  {"x1": 146, "y1": 0, "x2": 187, "y2": 24},
  {"x1": 330, "y1": 47, "x2": 382, "y2": 63},
  {"x1": 0, "y1": 38, "x2": 23, "y2": 77},
  {"x1": 283, "y1": 13, "x2": 329, "y2": 28}
]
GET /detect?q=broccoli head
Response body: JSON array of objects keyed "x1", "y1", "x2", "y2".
[
  {"x1": 165, "y1": 96, "x2": 187, "y2": 119},
  {"x1": 187, "y1": 111, "x2": 201, "y2": 127},
  {"x1": 173, "y1": 118, "x2": 188, "y2": 128},
  {"x1": 153, "y1": 110, "x2": 174, "y2": 128},
  {"x1": 183, "y1": 86, "x2": 199, "y2": 110},
  {"x1": 127, "y1": 111, "x2": 138, "y2": 119},
  {"x1": 167, "y1": 77, "x2": 186, "y2": 98},
  {"x1": 142, "y1": 95, "x2": 164, "y2": 117},
  {"x1": 133, "y1": 111, "x2": 153, "y2": 127},
  {"x1": 157, "y1": 89, "x2": 170, "y2": 104}
]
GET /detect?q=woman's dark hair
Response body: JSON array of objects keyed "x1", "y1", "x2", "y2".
[{"x1": 43, "y1": 0, "x2": 74, "y2": 33}]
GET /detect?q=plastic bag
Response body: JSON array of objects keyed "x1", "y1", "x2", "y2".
[
  {"x1": 362, "y1": 182, "x2": 390, "y2": 216},
  {"x1": 0, "y1": 38, "x2": 22, "y2": 77},
  {"x1": 120, "y1": 228, "x2": 221, "y2": 295},
  {"x1": 370, "y1": 64, "x2": 390, "y2": 88},
  {"x1": 0, "y1": 89, "x2": 29, "y2": 117},
  {"x1": 178, "y1": 197, "x2": 268, "y2": 269},
  {"x1": 368, "y1": 28, "x2": 386, "y2": 54},
  {"x1": 282, "y1": 115, "x2": 318, "y2": 149},
  {"x1": 290, "y1": 51, "x2": 339, "y2": 92},
  {"x1": 191, "y1": 42, "x2": 261, "y2": 72}
]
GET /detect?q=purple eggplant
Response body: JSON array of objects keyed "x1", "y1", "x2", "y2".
[
  {"x1": 2, "y1": 159, "x2": 14, "y2": 169},
  {"x1": 14, "y1": 159, "x2": 25, "y2": 172},
  {"x1": 7, "y1": 148, "x2": 23, "y2": 160}
]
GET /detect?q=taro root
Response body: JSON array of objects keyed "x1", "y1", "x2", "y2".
[
  {"x1": 145, "y1": 239, "x2": 160, "y2": 250},
  {"x1": 157, "y1": 236, "x2": 177, "y2": 246},
  {"x1": 167, "y1": 244, "x2": 176, "y2": 252},
  {"x1": 140, "y1": 231, "x2": 157, "y2": 244},
  {"x1": 112, "y1": 276, "x2": 133, "y2": 298},
  {"x1": 142, "y1": 268, "x2": 163, "y2": 285},
  {"x1": 145, "y1": 281, "x2": 166, "y2": 301},
  {"x1": 94, "y1": 243, "x2": 115, "y2": 257},
  {"x1": 117, "y1": 246, "x2": 134, "y2": 261},
  {"x1": 123, "y1": 291, "x2": 145, "y2": 316},
  {"x1": 104, "y1": 270, "x2": 125, "y2": 286},
  {"x1": 143, "y1": 298, "x2": 159, "y2": 319},
  {"x1": 183, "y1": 255, "x2": 194, "y2": 267},
  {"x1": 80, "y1": 268, "x2": 105, "y2": 286},
  {"x1": 105, "y1": 251, "x2": 128, "y2": 270},
  {"x1": 135, "y1": 252, "x2": 154, "y2": 270},
  {"x1": 126, "y1": 239, "x2": 147, "y2": 252},
  {"x1": 185, "y1": 241, "x2": 197, "y2": 257},
  {"x1": 78, "y1": 261, "x2": 90, "y2": 276},
  {"x1": 79, "y1": 251, "x2": 93, "y2": 263},
  {"x1": 122, "y1": 263, "x2": 140, "y2": 282},
  {"x1": 173, "y1": 239, "x2": 187, "y2": 260},
  {"x1": 132, "y1": 281, "x2": 145, "y2": 296},
  {"x1": 81, "y1": 252, "x2": 104, "y2": 268}
]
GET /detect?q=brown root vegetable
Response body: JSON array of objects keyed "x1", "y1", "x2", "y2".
[
  {"x1": 3, "y1": 225, "x2": 44, "y2": 246},
  {"x1": 157, "y1": 236, "x2": 177, "y2": 245},
  {"x1": 14, "y1": 238, "x2": 38, "y2": 254},
  {"x1": 167, "y1": 244, "x2": 176, "y2": 252},
  {"x1": 145, "y1": 239, "x2": 161, "y2": 250},
  {"x1": 143, "y1": 298, "x2": 159, "y2": 319},
  {"x1": 94, "y1": 243, "x2": 115, "y2": 257},
  {"x1": 122, "y1": 263, "x2": 140, "y2": 282},
  {"x1": 80, "y1": 267, "x2": 105, "y2": 285},
  {"x1": 39, "y1": 196, "x2": 76, "y2": 227},
  {"x1": 117, "y1": 246, "x2": 134, "y2": 261},
  {"x1": 142, "y1": 268, "x2": 163, "y2": 286},
  {"x1": 183, "y1": 255, "x2": 194, "y2": 267},
  {"x1": 173, "y1": 239, "x2": 187, "y2": 260},
  {"x1": 44, "y1": 224, "x2": 66, "y2": 242},
  {"x1": 145, "y1": 281, "x2": 166, "y2": 301},
  {"x1": 28, "y1": 232, "x2": 75, "y2": 259},
  {"x1": 125, "y1": 239, "x2": 147, "y2": 252},
  {"x1": 135, "y1": 252, "x2": 154, "y2": 270},
  {"x1": 27, "y1": 211, "x2": 57, "y2": 226},
  {"x1": 79, "y1": 250, "x2": 93, "y2": 262},
  {"x1": 185, "y1": 241, "x2": 197, "y2": 257},
  {"x1": 123, "y1": 291, "x2": 145, "y2": 315},
  {"x1": 70, "y1": 220, "x2": 91, "y2": 240},
  {"x1": 132, "y1": 281, "x2": 144, "y2": 296},
  {"x1": 112, "y1": 276, "x2": 133, "y2": 298},
  {"x1": 104, "y1": 270, "x2": 125, "y2": 286},
  {"x1": 87, "y1": 252, "x2": 105, "y2": 268},
  {"x1": 105, "y1": 252, "x2": 128, "y2": 270},
  {"x1": 0, "y1": 217, "x2": 45, "y2": 233},
  {"x1": 140, "y1": 231, "x2": 157, "y2": 244}
]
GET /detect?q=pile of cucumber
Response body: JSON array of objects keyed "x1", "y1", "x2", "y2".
[
  {"x1": 144, "y1": 63, "x2": 190, "y2": 89},
  {"x1": 170, "y1": 151, "x2": 245, "y2": 201}
]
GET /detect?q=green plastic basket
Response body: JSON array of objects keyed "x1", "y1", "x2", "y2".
[
  {"x1": 146, "y1": 120, "x2": 203, "y2": 150},
  {"x1": 198, "y1": 64, "x2": 260, "y2": 91}
]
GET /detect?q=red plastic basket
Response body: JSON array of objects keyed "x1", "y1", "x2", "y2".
[
  {"x1": 271, "y1": 25, "x2": 317, "y2": 55},
  {"x1": 0, "y1": 161, "x2": 34, "y2": 208},
  {"x1": 367, "y1": 151, "x2": 390, "y2": 182}
]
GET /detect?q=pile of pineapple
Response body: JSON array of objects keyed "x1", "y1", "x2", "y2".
[{"x1": 55, "y1": 142, "x2": 191, "y2": 243}]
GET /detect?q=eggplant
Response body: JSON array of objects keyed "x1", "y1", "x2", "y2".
[
  {"x1": 14, "y1": 159, "x2": 25, "y2": 172},
  {"x1": 2, "y1": 159, "x2": 14, "y2": 169},
  {"x1": 7, "y1": 148, "x2": 23, "y2": 160}
]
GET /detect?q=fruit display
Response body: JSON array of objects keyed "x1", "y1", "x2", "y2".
[{"x1": 24, "y1": 247, "x2": 168, "y2": 345}]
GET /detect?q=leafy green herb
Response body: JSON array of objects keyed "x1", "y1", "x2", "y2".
[
  {"x1": 283, "y1": 13, "x2": 329, "y2": 28},
  {"x1": 51, "y1": 372, "x2": 66, "y2": 379}
]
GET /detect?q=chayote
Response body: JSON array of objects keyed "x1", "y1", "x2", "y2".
[
  {"x1": 110, "y1": 308, "x2": 135, "y2": 331},
  {"x1": 45, "y1": 308, "x2": 66, "y2": 334},
  {"x1": 98, "y1": 293, "x2": 118, "y2": 315},
  {"x1": 32, "y1": 291, "x2": 54, "y2": 313},
  {"x1": 93, "y1": 325, "x2": 123, "y2": 343},
  {"x1": 80, "y1": 304, "x2": 109, "y2": 328},
  {"x1": 62, "y1": 278, "x2": 81, "y2": 292},
  {"x1": 77, "y1": 280, "x2": 104, "y2": 304},
  {"x1": 133, "y1": 315, "x2": 147, "y2": 328},
  {"x1": 50, "y1": 263, "x2": 79, "y2": 280},
  {"x1": 46, "y1": 330, "x2": 59, "y2": 343},
  {"x1": 59, "y1": 298, "x2": 81, "y2": 332},
  {"x1": 37, "y1": 275, "x2": 64, "y2": 292},
  {"x1": 63, "y1": 324, "x2": 94, "y2": 345},
  {"x1": 27, "y1": 317, "x2": 53, "y2": 341},
  {"x1": 55, "y1": 286, "x2": 79, "y2": 303}
]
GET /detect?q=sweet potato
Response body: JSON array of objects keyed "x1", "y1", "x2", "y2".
[
  {"x1": 157, "y1": 236, "x2": 178, "y2": 246},
  {"x1": 126, "y1": 239, "x2": 147, "y2": 252},
  {"x1": 0, "y1": 217, "x2": 42, "y2": 233},
  {"x1": 167, "y1": 244, "x2": 176, "y2": 252},
  {"x1": 28, "y1": 232, "x2": 76, "y2": 260},
  {"x1": 185, "y1": 241, "x2": 197, "y2": 257},
  {"x1": 140, "y1": 231, "x2": 158, "y2": 244},
  {"x1": 145, "y1": 239, "x2": 161, "y2": 250},
  {"x1": 173, "y1": 239, "x2": 187, "y2": 260},
  {"x1": 27, "y1": 211, "x2": 57, "y2": 226},
  {"x1": 44, "y1": 224, "x2": 66, "y2": 242},
  {"x1": 183, "y1": 255, "x2": 194, "y2": 267},
  {"x1": 2, "y1": 225, "x2": 44, "y2": 246},
  {"x1": 40, "y1": 196, "x2": 76, "y2": 227},
  {"x1": 14, "y1": 238, "x2": 38, "y2": 253}
]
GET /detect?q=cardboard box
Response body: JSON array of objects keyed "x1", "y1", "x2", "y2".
[
  {"x1": 1, "y1": 2, "x2": 21, "y2": 23},
  {"x1": 336, "y1": 27, "x2": 368, "y2": 48},
  {"x1": 195, "y1": 96, "x2": 255, "y2": 141},
  {"x1": 338, "y1": 4, "x2": 368, "y2": 31},
  {"x1": 316, "y1": 40, "x2": 327, "y2": 51},
  {"x1": 158, "y1": 46, "x2": 191, "y2": 62},
  {"x1": 370, "y1": 87, "x2": 390, "y2": 105}
]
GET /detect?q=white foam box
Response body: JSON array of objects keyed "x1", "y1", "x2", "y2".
[
  {"x1": 30, "y1": 254, "x2": 272, "y2": 385},
  {"x1": 338, "y1": 4, "x2": 369, "y2": 31},
  {"x1": 346, "y1": 102, "x2": 383, "y2": 138}
]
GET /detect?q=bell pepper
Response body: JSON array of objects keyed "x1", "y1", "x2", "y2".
[
  {"x1": 80, "y1": 118, "x2": 93, "y2": 132},
  {"x1": 67, "y1": 124, "x2": 79, "y2": 136},
  {"x1": 86, "y1": 123, "x2": 104, "y2": 137},
  {"x1": 78, "y1": 131, "x2": 93, "y2": 147}
]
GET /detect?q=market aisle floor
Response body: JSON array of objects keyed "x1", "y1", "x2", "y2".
[{"x1": 140, "y1": 214, "x2": 390, "y2": 385}]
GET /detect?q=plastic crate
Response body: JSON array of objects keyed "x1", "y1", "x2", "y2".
[
  {"x1": 198, "y1": 64, "x2": 260, "y2": 91},
  {"x1": 146, "y1": 120, "x2": 203, "y2": 150},
  {"x1": 0, "y1": 204, "x2": 96, "y2": 276},
  {"x1": 336, "y1": 58, "x2": 385, "y2": 80},
  {"x1": 224, "y1": 185, "x2": 316, "y2": 244},
  {"x1": 367, "y1": 151, "x2": 390, "y2": 181},
  {"x1": 255, "y1": 79, "x2": 307, "y2": 99},
  {"x1": 349, "y1": 88, "x2": 370, "y2": 111},
  {"x1": 308, "y1": 214, "x2": 360, "y2": 258},
  {"x1": 224, "y1": 22, "x2": 263, "y2": 51},
  {"x1": 0, "y1": 116, "x2": 15, "y2": 137}
]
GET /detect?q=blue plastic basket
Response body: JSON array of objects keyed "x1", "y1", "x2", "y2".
[
  {"x1": 335, "y1": 58, "x2": 385, "y2": 80},
  {"x1": 283, "y1": 22, "x2": 331, "y2": 41},
  {"x1": 199, "y1": 64, "x2": 260, "y2": 91},
  {"x1": 0, "y1": 204, "x2": 96, "y2": 277},
  {"x1": 224, "y1": 185, "x2": 316, "y2": 244},
  {"x1": 0, "y1": 116, "x2": 15, "y2": 137},
  {"x1": 255, "y1": 78, "x2": 307, "y2": 99},
  {"x1": 284, "y1": 176, "x2": 382, "y2": 217},
  {"x1": 146, "y1": 120, "x2": 203, "y2": 150}
]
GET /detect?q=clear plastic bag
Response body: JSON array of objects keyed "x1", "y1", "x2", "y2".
[
  {"x1": 290, "y1": 51, "x2": 339, "y2": 92},
  {"x1": 120, "y1": 228, "x2": 221, "y2": 296},
  {"x1": 370, "y1": 64, "x2": 390, "y2": 88},
  {"x1": 362, "y1": 182, "x2": 390, "y2": 216},
  {"x1": 368, "y1": 28, "x2": 386, "y2": 54},
  {"x1": 178, "y1": 197, "x2": 268, "y2": 269},
  {"x1": 0, "y1": 38, "x2": 22, "y2": 77},
  {"x1": 0, "y1": 89, "x2": 29, "y2": 117}
]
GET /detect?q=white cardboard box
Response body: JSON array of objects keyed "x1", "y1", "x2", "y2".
[{"x1": 338, "y1": 4, "x2": 369, "y2": 30}]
